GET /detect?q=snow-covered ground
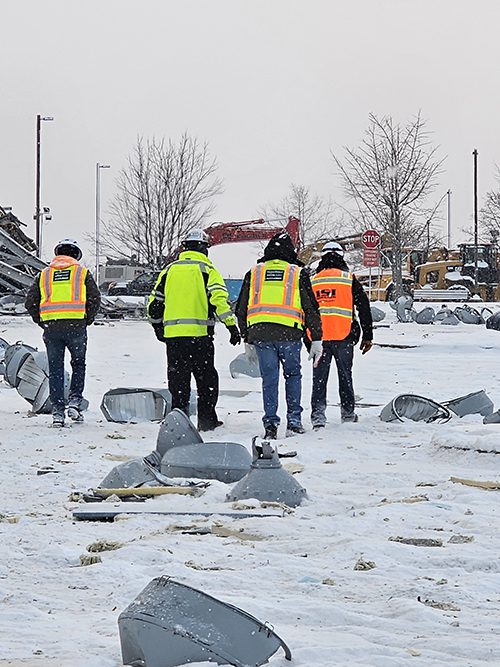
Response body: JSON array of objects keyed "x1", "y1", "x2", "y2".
[{"x1": 1, "y1": 304, "x2": 500, "y2": 667}]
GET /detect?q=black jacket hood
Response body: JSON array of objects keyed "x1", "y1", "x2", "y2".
[
  {"x1": 258, "y1": 232, "x2": 304, "y2": 266},
  {"x1": 317, "y1": 252, "x2": 349, "y2": 273}
]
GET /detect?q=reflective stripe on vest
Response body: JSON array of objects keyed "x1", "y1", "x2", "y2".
[
  {"x1": 311, "y1": 268, "x2": 353, "y2": 340},
  {"x1": 163, "y1": 318, "x2": 216, "y2": 327},
  {"x1": 247, "y1": 261, "x2": 304, "y2": 329},
  {"x1": 39, "y1": 265, "x2": 87, "y2": 321}
]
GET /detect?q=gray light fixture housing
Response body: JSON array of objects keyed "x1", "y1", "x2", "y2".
[
  {"x1": 100, "y1": 388, "x2": 196, "y2": 423},
  {"x1": 118, "y1": 576, "x2": 292, "y2": 667},
  {"x1": 380, "y1": 394, "x2": 452, "y2": 423},
  {"x1": 226, "y1": 439, "x2": 307, "y2": 507}
]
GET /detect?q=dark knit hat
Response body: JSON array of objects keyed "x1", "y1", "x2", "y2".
[{"x1": 262, "y1": 232, "x2": 297, "y2": 263}]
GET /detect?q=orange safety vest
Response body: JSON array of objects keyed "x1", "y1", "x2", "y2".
[
  {"x1": 311, "y1": 268, "x2": 353, "y2": 340},
  {"x1": 39, "y1": 258, "x2": 88, "y2": 321},
  {"x1": 247, "y1": 260, "x2": 304, "y2": 329}
]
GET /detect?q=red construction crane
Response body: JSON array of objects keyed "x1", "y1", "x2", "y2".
[{"x1": 205, "y1": 216, "x2": 300, "y2": 248}]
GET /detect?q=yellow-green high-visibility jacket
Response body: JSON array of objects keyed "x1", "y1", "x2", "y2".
[
  {"x1": 148, "y1": 250, "x2": 236, "y2": 338},
  {"x1": 39, "y1": 258, "x2": 87, "y2": 321},
  {"x1": 247, "y1": 259, "x2": 304, "y2": 330}
]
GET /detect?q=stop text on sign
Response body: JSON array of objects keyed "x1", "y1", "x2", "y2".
[{"x1": 362, "y1": 229, "x2": 381, "y2": 249}]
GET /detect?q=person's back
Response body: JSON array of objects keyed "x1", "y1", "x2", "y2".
[
  {"x1": 25, "y1": 238, "x2": 101, "y2": 427},
  {"x1": 147, "y1": 229, "x2": 241, "y2": 431},
  {"x1": 309, "y1": 241, "x2": 373, "y2": 427},
  {"x1": 236, "y1": 231, "x2": 322, "y2": 439}
]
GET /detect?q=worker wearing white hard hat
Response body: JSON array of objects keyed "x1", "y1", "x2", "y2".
[
  {"x1": 25, "y1": 238, "x2": 101, "y2": 427},
  {"x1": 148, "y1": 227, "x2": 241, "y2": 431},
  {"x1": 308, "y1": 240, "x2": 373, "y2": 426}
]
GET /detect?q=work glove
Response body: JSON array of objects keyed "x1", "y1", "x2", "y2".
[
  {"x1": 360, "y1": 339, "x2": 373, "y2": 355},
  {"x1": 153, "y1": 325, "x2": 166, "y2": 343},
  {"x1": 245, "y1": 343, "x2": 258, "y2": 365},
  {"x1": 308, "y1": 340, "x2": 323, "y2": 367},
  {"x1": 228, "y1": 324, "x2": 241, "y2": 346}
]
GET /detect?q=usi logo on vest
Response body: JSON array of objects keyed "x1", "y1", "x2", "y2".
[{"x1": 315, "y1": 288, "x2": 336, "y2": 300}]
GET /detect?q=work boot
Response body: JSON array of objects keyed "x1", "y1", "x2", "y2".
[
  {"x1": 67, "y1": 406, "x2": 84, "y2": 423},
  {"x1": 198, "y1": 419, "x2": 223, "y2": 432},
  {"x1": 312, "y1": 423, "x2": 325, "y2": 431},
  {"x1": 263, "y1": 424, "x2": 278, "y2": 440},
  {"x1": 52, "y1": 412, "x2": 65, "y2": 428},
  {"x1": 286, "y1": 424, "x2": 306, "y2": 437},
  {"x1": 341, "y1": 413, "x2": 359, "y2": 423}
]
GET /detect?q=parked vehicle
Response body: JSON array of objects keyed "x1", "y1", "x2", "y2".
[{"x1": 107, "y1": 271, "x2": 160, "y2": 296}]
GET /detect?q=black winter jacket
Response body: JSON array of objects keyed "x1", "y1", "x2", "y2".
[
  {"x1": 25, "y1": 268, "x2": 101, "y2": 331},
  {"x1": 236, "y1": 252, "x2": 322, "y2": 344},
  {"x1": 314, "y1": 253, "x2": 373, "y2": 343}
]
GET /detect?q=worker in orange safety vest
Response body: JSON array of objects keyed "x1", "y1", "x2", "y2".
[{"x1": 309, "y1": 241, "x2": 373, "y2": 427}]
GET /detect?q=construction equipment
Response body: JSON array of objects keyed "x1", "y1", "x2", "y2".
[
  {"x1": 357, "y1": 241, "x2": 500, "y2": 302},
  {"x1": 106, "y1": 216, "x2": 301, "y2": 297},
  {"x1": 414, "y1": 243, "x2": 500, "y2": 301}
]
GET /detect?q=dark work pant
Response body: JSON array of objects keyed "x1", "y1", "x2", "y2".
[
  {"x1": 43, "y1": 327, "x2": 88, "y2": 414},
  {"x1": 165, "y1": 337, "x2": 219, "y2": 426},
  {"x1": 311, "y1": 339, "x2": 355, "y2": 425}
]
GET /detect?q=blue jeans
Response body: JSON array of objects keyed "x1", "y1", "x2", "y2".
[
  {"x1": 254, "y1": 341, "x2": 303, "y2": 428},
  {"x1": 311, "y1": 339, "x2": 355, "y2": 425},
  {"x1": 43, "y1": 327, "x2": 87, "y2": 414}
]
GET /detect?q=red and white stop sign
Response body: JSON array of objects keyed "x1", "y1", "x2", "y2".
[{"x1": 362, "y1": 229, "x2": 381, "y2": 249}]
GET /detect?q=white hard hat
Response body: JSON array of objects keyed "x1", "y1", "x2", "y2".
[
  {"x1": 184, "y1": 228, "x2": 209, "y2": 244},
  {"x1": 321, "y1": 241, "x2": 344, "y2": 257},
  {"x1": 54, "y1": 238, "x2": 83, "y2": 260}
]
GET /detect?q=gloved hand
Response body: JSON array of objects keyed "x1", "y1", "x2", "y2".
[
  {"x1": 228, "y1": 324, "x2": 241, "y2": 346},
  {"x1": 360, "y1": 339, "x2": 373, "y2": 355},
  {"x1": 308, "y1": 340, "x2": 323, "y2": 366},
  {"x1": 153, "y1": 325, "x2": 166, "y2": 342},
  {"x1": 245, "y1": 343, "x2": 258, "y2": 365}
]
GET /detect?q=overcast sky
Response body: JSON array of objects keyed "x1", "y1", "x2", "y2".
[{"x1": 2, "y1": 0, "x2": 500, "y2": 264}]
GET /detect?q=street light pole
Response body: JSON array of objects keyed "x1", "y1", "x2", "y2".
[
  {"x1": 446, "y1": 189, "x2": 452, "y2": 249},
  {"x1": 35, "y1": 115, "x2": 54, "y2": 258},
  {"x1": 473, "y1": 149, "x2": 479, "y2": 284},
  {"x1": 95, "y1": 163, "x2": 111, "y2": 286}
]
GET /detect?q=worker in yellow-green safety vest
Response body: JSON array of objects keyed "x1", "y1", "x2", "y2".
[
  {"x1": 236, "y1": 232, "x2": 323, "y2": 440},
  {"x1": 25, "y1": 238, "x2": 101, "y2": 427},
  {"x1": 147, "y1": 229, "x2": 241, "y2": 431}
]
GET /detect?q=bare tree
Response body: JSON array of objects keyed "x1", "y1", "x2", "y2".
[
  {"x1": 102, "y1": 134, "x2": 223, "y2": 267},
  {"x1": 332, "y1": 112, "x2": 445, "y2": 297},
  {"x1": 260, "y1": 184, "x2": 344, "y2": 248},
  {"x1": 480, "y1": 167, "x2": 500, "y2": 243}
]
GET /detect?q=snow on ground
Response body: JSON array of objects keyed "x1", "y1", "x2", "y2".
[{"x1": 1, "y1": 304, "x2": 500, "y2": 666}]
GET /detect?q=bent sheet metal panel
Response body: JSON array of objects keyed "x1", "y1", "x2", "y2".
[{"x1": 118, "y1": 576, "x2": 292, "y2": 667}]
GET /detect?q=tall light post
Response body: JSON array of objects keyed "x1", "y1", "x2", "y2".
[
  {"x1": 473, "y1": 149, "x2": 479, "y2": 285},
  {"x1": 38, "y1": 206, "x2": 52, "y2": 260},
  {"x1": 95, "y1": 163, "x2": 111, "y2": 286},
  {"x1": 446, "y1": 189, "x2": 452, "y2": 248},
  {"x1": 35, "y1": 115, "x2": 54, "y2": 258}
]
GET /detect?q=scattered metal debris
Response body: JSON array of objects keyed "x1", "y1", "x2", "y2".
[
  {"x1": 160, "y1": 441, "x2": 252, "y2": 483},
  {"x1": 443, "y1": 390, "x2": 493, "y2": 418},
  {"x1": 380, "y1": 394, "x2": 452, "y2": 424},
  {"x1": 118, "y1": 576, "x2": 292, "y2": 667},
  {"x1": 100, "y1": 387, "x2": 184, "y2": 423},
  {"x1": 226, "y1": 438, "x2": 307, "y2": 508},
  {"x1": 229, "y1": 350, "x2": 261, "y2": 378}
]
